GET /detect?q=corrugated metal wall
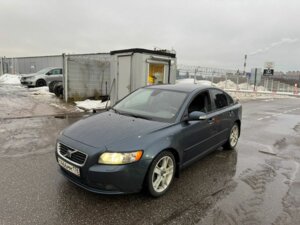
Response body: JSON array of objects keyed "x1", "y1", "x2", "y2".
[
  {"x1": 2, "y1": 55, "x2": 63, "y2": 74},
  {"x1": 65, "y1": 53, "x2": 111, "y2": 101}
]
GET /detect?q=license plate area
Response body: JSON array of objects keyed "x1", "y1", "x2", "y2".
[{"x1": 58, "y1": 157, "x2": 80, "y2": 177}]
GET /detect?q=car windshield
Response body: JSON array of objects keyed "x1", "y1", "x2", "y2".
[
  {"x1": 36, "y1": 68, "x2": 51, "y2": 74},
  {"x1": 113, "y1": 88, "x2": 187, "y2": 123}
]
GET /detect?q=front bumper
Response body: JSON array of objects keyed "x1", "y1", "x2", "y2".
[
  {"x1": 21, "y1": 81, "x2": 34, "y2": 85},
  {"x1": 55, "y1": 137, "x2": 149, "y2": 194},
  {"x1": 58, "y1": 162, "x2": 146, "y2": 194}
]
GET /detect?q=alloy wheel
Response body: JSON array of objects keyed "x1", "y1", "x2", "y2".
[
  {"x1": 230, "y1": 125, "x2": 239, "y2": 147},
  {"x1": 152, "y1": 156, "x2": 174, "y2": 193}
]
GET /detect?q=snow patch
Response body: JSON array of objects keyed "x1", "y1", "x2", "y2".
[
  {"x1": 75, "y1": 99, "x2": 110, "y2": 111},
  {"x1": 50, "y1": 103, "x2": 68, "y2": 110},
  {"x1": 0, "y1": 74, "x2": 21, "y2": 84},
  {"x1": 214, "y1": 80, "x2": 265, "y2": 91},
  {"x1": 29, "y1": 86, "x2": 54, "y2": 96},
  {"x1": 176, "y1": 78, "x2": 196, "y2": 84}
]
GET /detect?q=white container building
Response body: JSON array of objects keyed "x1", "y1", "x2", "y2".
[{"x1": 109, "y1": 48, "x2": 177, "y2": 104}]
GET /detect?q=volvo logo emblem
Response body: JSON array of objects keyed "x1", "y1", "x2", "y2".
[
  {"x1": 65, "y1": 149, "x2": 76, "y2": 158},
  {"x1": 67, "y1": 150, "x2": 72, "y2": 158}
]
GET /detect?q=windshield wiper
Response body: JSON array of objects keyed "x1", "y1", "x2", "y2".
[
  {"x1": 110, "y1": 108, "x2": 120, "y2": 114},
  {"x1": 111, "y1": 109, "x2": 152, "y2": 120},
  {"x1": 128, "y1": 113, "x2": 152, "y2": 120}
]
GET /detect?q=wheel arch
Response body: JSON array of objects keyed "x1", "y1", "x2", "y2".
[
  {"x1": 144, "y1": 147, "x2": 181, "y2": 181},
  {"x1": 164, "y1": 148, "x2": 181, "y2": 178},
  {"x1": 235, "y1": 119, "x2": 241, "y2": 137}
]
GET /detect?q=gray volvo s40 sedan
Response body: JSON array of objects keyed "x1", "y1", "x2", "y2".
[{"x1": 56, "y1": 84, "x2": 242, "y2": 197}]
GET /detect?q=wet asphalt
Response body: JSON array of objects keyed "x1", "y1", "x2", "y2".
[{"x1": 0, "y1": 84, "x2": 300, "y2": 225}]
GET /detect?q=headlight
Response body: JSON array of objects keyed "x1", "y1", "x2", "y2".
[{"x1": 98, "y1": 150, "x2": 143, "y2": 165}]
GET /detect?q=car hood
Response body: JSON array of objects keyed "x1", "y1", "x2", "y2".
[{"x1": 62, "y1": 111, "x2": 170, "y2": 148}]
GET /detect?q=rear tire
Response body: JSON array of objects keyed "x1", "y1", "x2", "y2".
[
  {"x1": 36, "y1": 79, "x2": 46, "y2": 87},
  {"x1": 223, "y1": 123, "x2": 239, "y2": 150},
  {"x1": 54, "y1": 83, "x2": 63, "y2": 98},
  {"x1": 146, "y1": 151, "x2": 175, "y2": 197},
  {"x1": 48, "y1": 81, "x2": 58, "y2": 93}
]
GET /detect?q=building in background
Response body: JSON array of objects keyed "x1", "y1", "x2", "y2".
[{"x1": 1, "y1": 55, "x2": 63, "y2": 74}]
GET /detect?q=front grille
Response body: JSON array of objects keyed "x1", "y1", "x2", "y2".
[{"x1": 58, "y1": 143, "x2": 87, "y2": 166}]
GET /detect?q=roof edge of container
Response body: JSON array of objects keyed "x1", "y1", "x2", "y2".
[{"x1": 110, "y1": 48, "x2": 176, "y2": 58}]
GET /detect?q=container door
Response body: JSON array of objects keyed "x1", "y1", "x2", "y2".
[{"x1": 117, "y1": 56, "x2": 131, "y2": 100}]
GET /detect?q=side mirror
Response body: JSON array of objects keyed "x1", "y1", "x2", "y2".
[
  {"x1": 46, "y1": 72, "x2": 51, "y2": 75},
  {"x1": 188, "y1": 111, "x2": 207, "y2": 121}
]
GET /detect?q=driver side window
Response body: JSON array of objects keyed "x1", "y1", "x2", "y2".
[
  {"x1": 188, "y1": 91, "x2": 211, "y2": 114},
  {"x1": 52, "y1": 69, "x2": 62, "y2": 75}
]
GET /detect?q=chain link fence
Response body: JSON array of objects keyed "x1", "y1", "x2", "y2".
[{"x1": 177, "y1": 65, "x2": 299, "y2": 95}]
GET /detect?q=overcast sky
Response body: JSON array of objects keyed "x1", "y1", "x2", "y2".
[{"x1": 0, "y1": 0, "x2": 299, "y2": 71}]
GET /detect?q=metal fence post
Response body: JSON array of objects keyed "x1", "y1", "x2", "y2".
[
  {"x1": 236, "y1": 71, "x2": 239, "y2": 90},
  {"x1": 63, "y1": 53, "x2": 68, "y2": 102},
  {"x1": 194, "y1": 68, "x2": 197, "y2": 84},
  {"x1": 246, "y1": 76, "x2": 249, "y2": 90},
  {"x1": 0, "y1": 57, "x2": 3, "y2": 75},
  {"x1": 236, "y1": 72, "x2": 239, "y2": 90},
  {"x1": 271, "y1": 79, "x2": 274, "y2": 92},
  {"x1": 253, "y1": 68, "x2": 257, "y2": 91}
]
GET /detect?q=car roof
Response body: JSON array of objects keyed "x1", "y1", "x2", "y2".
[{"x1": 145, "y1": 83, "x2": 213, "y2": 93}]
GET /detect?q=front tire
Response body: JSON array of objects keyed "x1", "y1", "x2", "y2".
[
  {"x1": 223, "y1": 123, "x2": 239, "y2": 150},
  {"x1": 36, "y1": 79, "x2": 46, "y2": 87},
  {"x1": 146, "y1": 151, "x2": 175, "y2": 197}
]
